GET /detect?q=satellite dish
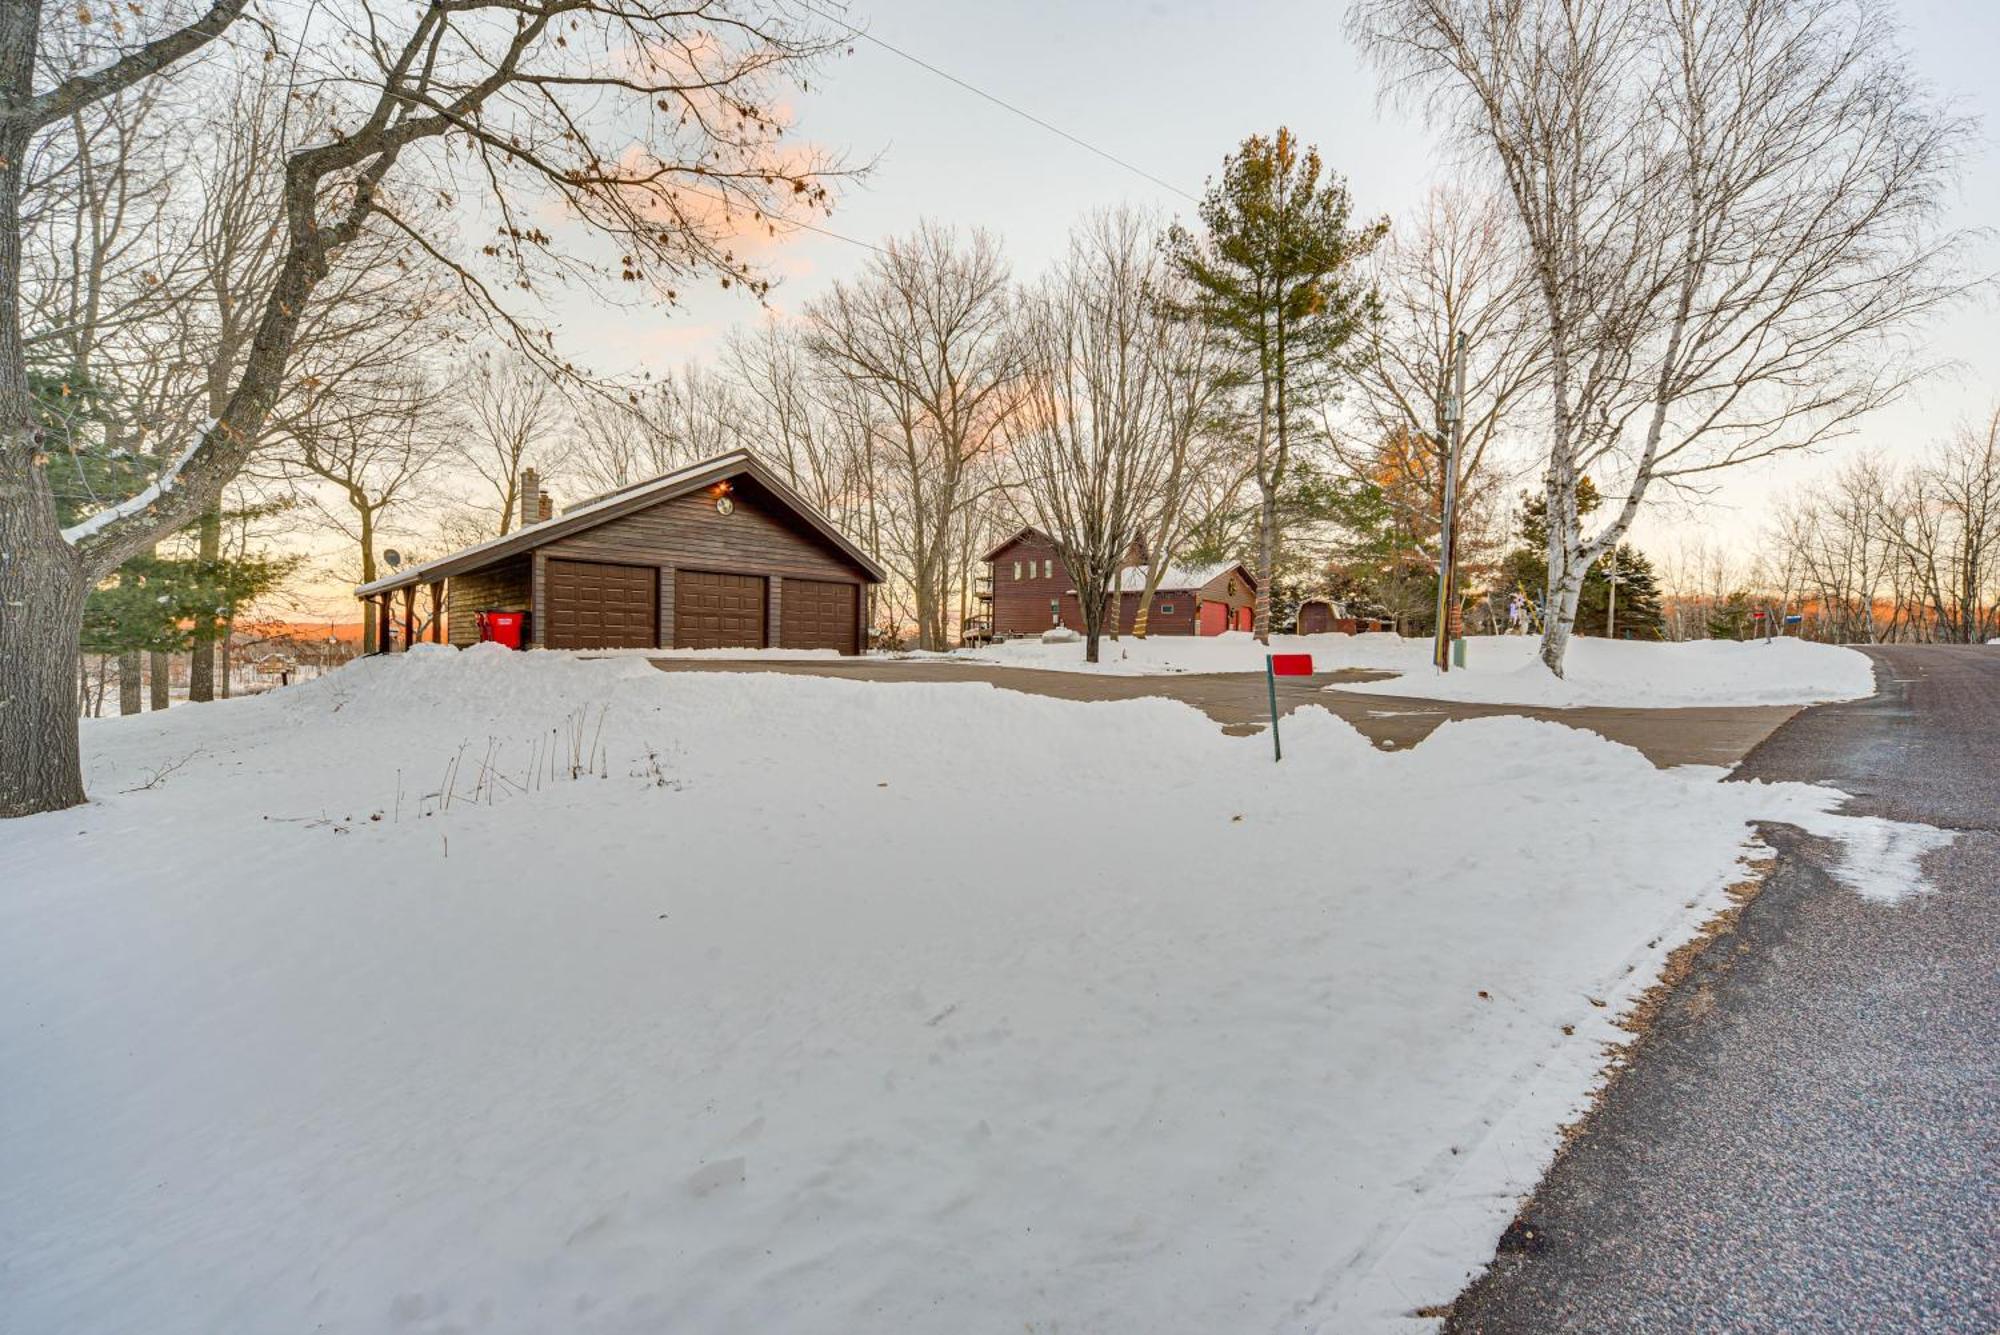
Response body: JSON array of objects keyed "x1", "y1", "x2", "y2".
[{"x1": 383, "y1": 548, "x2": 403, "y2": 570}]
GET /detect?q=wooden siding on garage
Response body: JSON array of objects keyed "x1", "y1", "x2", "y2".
[
  {"x1": 445, "y1": 557, "x2": 532, "y2": 647},
  {"x1": 779, "y1": 578, "x2": 860, "y2": 653},
  {"x1": 437, "y1": 472, "x2": 872, "y2": 653},
  {"x1": 541, "y1": 479, "x2": 859, "y2": 582},
  {"x1": 545, "y1": 476, "x2": 862, "y2": 653}
]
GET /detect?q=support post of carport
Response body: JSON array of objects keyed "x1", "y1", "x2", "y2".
[
  {"x1": 401, "y1": 586, "x2": 416, "y2": 653},
  {"x1": 429, "y1": 581, "x2": 444, "y2": 643},
  {"x1": 375, "y1": 595, "x2": 391, "y2": 656}
]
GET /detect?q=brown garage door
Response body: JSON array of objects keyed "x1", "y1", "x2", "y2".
[
  {"x1": 545, "y1": 559, "x2": 658, "y2": 650},
  {"x1": 674, "y1": 570, "x2": 767, "y2": 649},
  {"x1": 780, "y1": 579, "x2": 859, "y2": 655}
]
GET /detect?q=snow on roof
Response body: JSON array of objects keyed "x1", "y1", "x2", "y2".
[
  {"x1": 1116, "y1": 561, "x2": 1243, "y2": 592},
  {"x1": 356, "y1": 451, "x2": 753, "y2": 597},
  {"x1": 353, "y1": 449, "x2": 885, "y2": 597}
]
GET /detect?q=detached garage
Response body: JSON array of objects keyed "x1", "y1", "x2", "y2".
[{"x1": 355, "y1": 450, "x2": 883, "y2": 654}]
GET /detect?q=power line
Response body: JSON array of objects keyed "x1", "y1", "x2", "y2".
[
  {"x1": 678, "y1": 183, "x2": 891, "y2": 256},
  {"x1": 795, "y1": 1, "x2": 1199, "y2": 205}
]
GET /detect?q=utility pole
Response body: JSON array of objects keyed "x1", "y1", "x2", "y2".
[
  {"x1": 1433, "y1": 331, "x2": 1468, "y2": 672},
  {"x1": 1605, "y1": 548, "x2": 1619, "y2": 640}
]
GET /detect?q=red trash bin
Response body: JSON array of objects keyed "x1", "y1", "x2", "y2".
[{"x1": 477, "y1": 609, "x2": 527, "y2": 649}]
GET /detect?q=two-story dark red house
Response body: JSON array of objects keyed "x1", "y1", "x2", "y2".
[{"x1": 977, "y1": 527, "x2": 1257, "y2": 639}]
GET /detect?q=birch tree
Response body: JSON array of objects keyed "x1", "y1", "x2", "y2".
[{"x1": 1352, "y1": 0, "x2": 1971, "y2": 675}]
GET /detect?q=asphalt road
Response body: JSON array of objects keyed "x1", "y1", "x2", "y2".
[
  {"x1": 650, "y1": 657, "x2": 1796, "y2": 768},
  {"x1": 1446, "y1": 646, "x2": 2000, "y2": 1333}
]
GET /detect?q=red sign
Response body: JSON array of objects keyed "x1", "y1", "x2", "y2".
[
  {"x1": 1752, "y1": 610, "x2": 1767, "y2": 620},
  {"x1": 1269, "y1": 653, "x2": 1314, "y2": 677}
]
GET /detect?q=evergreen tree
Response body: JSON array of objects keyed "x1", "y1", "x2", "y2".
[
  {"x1": 39, "y1": 369, "x2": 295, "y2": 692},
  {"x1": 1497, "y1": 477, "x2": 1662, "y2": 637},
  {"x1": 1165, "y1": 129, "x2": 1386, "y2": 642},
  {"x1": 1574, "y1": 544, "x2": 1665, "y2": 639},
  {"x1": 1709, "y1": 591, "x2": 1756, "y2": 640}
]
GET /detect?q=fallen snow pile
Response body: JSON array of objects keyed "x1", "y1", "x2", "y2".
[
  {"x1": 971, "y1": 631, "x2": 1878, "y2": 708},
  {"x1": 0, "y1": 646, "x2": 1941, "y2": 1334}
]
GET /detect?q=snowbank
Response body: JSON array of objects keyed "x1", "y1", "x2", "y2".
[
  {"x1": 970, "y1": 631, "x2": 1878, "y2": 708},
  {"x1": 0, "y1": 649, "x2": 1937, "y2": 1333}
]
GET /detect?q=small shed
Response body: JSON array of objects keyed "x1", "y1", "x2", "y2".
[
  {"x1": 1296, "y1": 597, "x2": 1360, "y2": 635},
  {"x1": 355, "y1": 450, "x2": 884, "y2": 654}
]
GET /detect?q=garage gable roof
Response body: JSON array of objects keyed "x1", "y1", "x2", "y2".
[
  {"x1": 355, "y1": 449, "x2": 885, "y2": 596},
  {"x1": 1115, "y1": 561, "x2": 1255, "y2": 594}
]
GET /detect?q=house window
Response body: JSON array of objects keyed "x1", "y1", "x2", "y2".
[
  {"x1": 1013, "y1": 561, "x2": 1022, "y2": 580},
  {"x1": 1159, "y1": 603, "x2": 1175, "y2": 615},
  {"x1": 1043, "y1": 558, "x2": 1053, "y2": 578}
]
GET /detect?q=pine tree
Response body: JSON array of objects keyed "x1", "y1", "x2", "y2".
[{"x1": 1165, "y1": 129, "x2": 1386, "y2": 642}]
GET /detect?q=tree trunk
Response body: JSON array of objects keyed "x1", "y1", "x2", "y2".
[
  {"x1": 357, "y1": 506, "x2": 379, "y2": 654},
  {"x1": 0, "y1": 29, "x2": 92, "y2": 814},
  {"x1": 149, "y1": 650, "x2": 169, "y2": 710},
  {"x1": 1079, "y1": 574, "x2": 1107, "y2": 664},
  {"x1": 1255, "y1": 482, "x2": 1277, "y2": 645},
  {"x1": 1541, "y1": 566, "x2": 1586, "y2": 677},
  {"x1": 0, "y1": 469, "x2": 90, "y2": 815},
  {"x1": 188, "y1": 505, "x2": 221, "y2": 700},
  {"x1": 118, "y1": 651, "x2": 141, "y2": 715}
]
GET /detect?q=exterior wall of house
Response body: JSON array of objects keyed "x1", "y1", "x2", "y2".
[
  {"x1": 1055, "y1": 588, "x2": 1199, "y2": 635},
  {"x1": 989, "y1": 532, "x2": 1257, "y2": 639},
  {"x1": 446, "y1": 557, "x2": 532, "y2": 647},
  {"x1": 987, "y1": 533, "x2": 1076, "y2": 637},
  {"x1": 986, "y1": 532, "x2": 1256, "y2": 640}
]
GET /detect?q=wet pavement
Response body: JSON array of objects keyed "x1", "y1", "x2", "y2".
[
  {"x1": 1444, "y1": 646, "x2": 2000, "y2": 1333},
  {"x1": 648, "y1": 656, "x2": 1797, "y2": 769}
]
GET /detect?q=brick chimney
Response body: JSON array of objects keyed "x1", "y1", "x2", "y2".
[{"x1": 518, "y1": 468, "x2": 540, "y2": 529}]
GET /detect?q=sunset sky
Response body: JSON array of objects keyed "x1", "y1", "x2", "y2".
[{"x1": 304, "y1": 0, "x2": 1999, "y2": 618}]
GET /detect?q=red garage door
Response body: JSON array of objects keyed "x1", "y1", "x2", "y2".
[
  {"x1": 545, "y1": 559, "x2": 657, "y2": 650},
  {"x1": 1236, "y1": 605, "x2": 1253, "y2": 632},
  {"x1": 780, "y1": 579, "x2": 859, "y2": 654},
  {"x1": 1199, "y1": 601, "x2": 1228, "y2": 636},
  {"x1": 674, "y1": 570, "x2": 767, "y2": 649}
]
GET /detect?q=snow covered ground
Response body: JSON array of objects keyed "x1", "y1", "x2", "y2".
[
  {"x1": 967, "y1": 631, "x2": 1878, "y2": 708},
  {"x1": 0, "y1": 647, "x2": 1939, "y2": 1333}
]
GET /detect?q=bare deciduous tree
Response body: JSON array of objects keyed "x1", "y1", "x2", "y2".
[
  {"x1": 457, "y1": 352, "x2": 557, "y2": 537},
  {"x1": 1353, "y1": 0, "x2": 1972, "y2": 676},
  {"x1": 266, "y1": 371, "x2": 447, "y2": 652},
  {"x1": 4, "y1": 0, "x2": 846, "y2": 815},
  {"x1": 1006, "y1": 210, "x2": 1182, "y2": 662},
  {"x1": 805, "y1": 223, "x2": 1019, "y2": 650},
  {"x1": 1342, "y1": 187, "x2": 1541, "y2": 603},
  {"x1": 1892, "y1": 411, "x2": 2000, "y2": 643}
]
